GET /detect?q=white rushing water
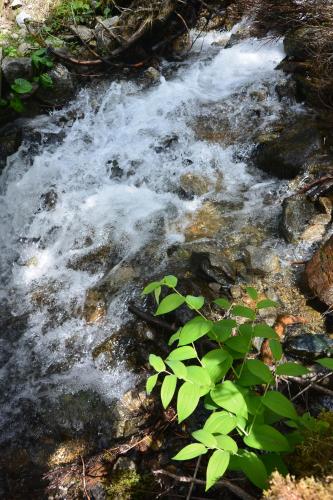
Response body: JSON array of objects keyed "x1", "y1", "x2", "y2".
[{"x1": 0, "y1": 30, "x2": 295, "y2": 441}]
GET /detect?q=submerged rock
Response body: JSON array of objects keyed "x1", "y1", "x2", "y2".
[
  {"x1": 306, "y1": 235, "x2": 333, "y2": 307},
  {"x1": 254, "y1": 118, "x2": 323, "y2": 179}
]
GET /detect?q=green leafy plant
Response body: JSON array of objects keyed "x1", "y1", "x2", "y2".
[
  {"x1": 144, "y1": 276, "x2": 333, "y2": 492},
  {"x1": 31, "y1": 48, "x2": 54, "y2": 70}
]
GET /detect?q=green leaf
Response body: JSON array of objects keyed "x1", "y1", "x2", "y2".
[
  {"x1": 192, "y1": 429, "x2": 217, "y2": 448},
  {"x1": 316, "y1": 358, "x2": 333, "y2": 371},
  {"x1": 238, "y1": 364, "x2": 263, "y2": 387},
  {"x1": 269, "y1": 339, "x2": 283, "y2": 361},
  {"x1": 214, "y1": 298, "x2": 231, "y2": 310},
  {"x1": 161, "y1": 375, "x2": 177, "y2": 409},
  {"x1": 209, "y1": 319, "x2": 236, "y2": 342},
  {"x1": 11, "y1": 78, "x2": 33, "y2": 94},
  {"x1": 202, "y1": 351, "x2": 233, "y2": 384},
  {"x1": 231, "y1": 305, "x2": 256, "y2": 320},
  {"x1": 206, "y1": 450, "x2": 230, "y2": 491},
  {"x1": 244, "y1": 424, "x2": 291, "y2": 452},
  {"x1": 202, "y1": 349, "x2": 230, "y2": 367},
  {"x1": 177, "y1": 382, "x2": 200, "y2": 423},
  {"x1": 0, "y1": 98, "x2": 8, "y2": 108},
  {"x1": 39, "y1": 73, "x2": 53, "y2": 88},
  {"x1": 204, "y1": 411, "x2": 237, "y2": 435},
  {"x1": 9, "y1": 96, "x2": 25, "y2": 113},
  {"x1": 154, "y1": 286, "x2": 161, "y2": 304},
  {"x1": 237, "y1": 450, "x2": 268, "y2": 489},
  {"x1": 173, "y1": 443, "x2": 207, "y2": 460},
  {"x1": 214, "y1": 435, "x2": 238, "y2": 454},
  {"x1": 246, "y1": 359, "x2": 273, "y2": 384},
  {"x1": 262, "y1": 391, "x2": 298, "y2": 420},
  {"x1": 246, "y1": 287, "x2": 258, "y2": 301},
  {"x1": 276, "y1": 362, "x2": 310, "y2": 377},
  {"x1": 211, "y1": 381, "x2": 248, "y2": 418},
  {"x1": 165, "y1": 360, "x2": 187, "y2": 379},
  {"x1": 225, "y1": 335, "x2": 250, "y2": 354},
  {"x1": 155, "y1": 293, "x2": 185, "y2": 315},
  {"x1": 168, "y1": 329, "x2": 181, "y2": 346},
  {"x1": 167, "y1": 346, "x2": 197, "y2": 361},
  {"x1": 186, "y1": 366, "x2": 212, "y2": 387},
  {"x1": 149, "y1": 354, "x2": 165, "y2": 373},
  {"x1": 261, "y1": 453, "x2": 288, "y2": 477},
  {"x1": 253, "y1": 324, "x2": 279, "y2": 339},
  {"x1": 185, "y1": 295, "x2": 204, "y2": 310},
  {"x1": 143, "y1": 281, "x2": 161, "y2": 294},
  {"x1": 179, "y1": 318, "x2": 212, "y2": 346},
  {"x1": 257, "y1": 299, "x2": 278, "y2": 309},
  {"x1": 162, "y1": 275, "x2": 178, "y2": 288},
  {"x1": 146, "y1": 374, "x2": 158, "y2": 394}
]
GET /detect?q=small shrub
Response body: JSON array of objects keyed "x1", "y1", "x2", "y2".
[{"x1": 144, "y1": 276, "x2": 333, "y2": 492}]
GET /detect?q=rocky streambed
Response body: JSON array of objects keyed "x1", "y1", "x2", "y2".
[{"x1": 0, "y1": 19, "x2": 333, "y2": 499}]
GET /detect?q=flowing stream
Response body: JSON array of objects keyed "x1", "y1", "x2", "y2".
[{"x1": 0, "y1": 28, "x2": 302, "y2": 452}]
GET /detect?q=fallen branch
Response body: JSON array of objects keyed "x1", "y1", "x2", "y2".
[
  {"x1": 153, "y1": 469, "x2": 255, "y2": 500},
  {"x1": 128, "y1": 303, "x2": 177, "y2": 332},
  {"x1": 287, "y1": 373, "x2": 333, "y2": 400},
  {"x1": 48, "y1": 47, "x2": 104, "y2": 66},
  {"x1": 298, "y1": 174, "x2": 333, "y2": 194}
]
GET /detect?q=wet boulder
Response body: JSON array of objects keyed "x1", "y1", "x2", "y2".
[
  {"x1": 284, "y1": 27, "x2": 318, "y2": 60},
  {"x1": 1, "y1": 56, "x2": 33, "y2": 84},
  {"x1": 245, "y1": 245, "x2": 280, "y2": 276},
  {"x1": 280, "y1": 193, "x2": 329, "y2": 244},
  {"x1": 254, "y1": 119, "x2": 323, "y2": 179},
  {"x1": 284, "y1": 331, "x2": 333, "y2": 362},
  {"x1": 306, "y1": 235, "x2": 333, "y2": 307},
  {"x1": 0, "y1": 123, "x2": 22, "y2": 171},
  {"x1": 35, "y1": 64, "x2": 75, "y2": 105}
]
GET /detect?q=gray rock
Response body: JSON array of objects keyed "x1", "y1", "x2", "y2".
[
  {"x1": 36, "y1": 64, "x2": 75, "y2": 105},
  {"x1": 275, "y1": 78, "x2": 297, "y2": 101},
  {"x1": 2, "y1": 56, "x2": 33, "y2": 84},
  {"x1": 113, "y1": 457, "x2": 137, "y2": 471},
  {"x1": 0, "y1": 123, "x2": 22, "y2": 171},
  {"x1": 16, "y1": 11, "x2": 32, "y2": 27},
  {"x1": 284, "y1": 332, "x2": 333, "y2": 362},
  {"x1": 70, "y1": 24, "x2": 95, "y2": 43},
  {"x1": 280, "y1": 194, "x2": 320, "y2": 244},
  {"x1": 246, "y1": 245, "x2": 280, "y2": 276},
  {"x1": 143, "y1": 66, "x2": 161, "y2": 83},
  {"x1": 254, "y1": 118, "x2": 323, "y2": 179},
  {"x1": 95, "y1": 17, "x2": 120, "y2": 54},
  {"x1": 10, "y1": 0, "x2": 23, "y2": 8},
  {"x1": 284, "y1": 27, "x2": 318, "y2": 60}
]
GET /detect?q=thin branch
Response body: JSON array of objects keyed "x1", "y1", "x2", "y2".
[
  {"x1": 153, "y1": 469, "x2": 255, "y2": 500},
  {"x1": 128, "y1": 303, "x2": 177, "y2": 332},
  {"x1": 186, "y1": 456, "x2": 201, "y2": 500},
  {"x1": 81, "y1": 456, "x2": 91, "y2": 500},
  {"x1": 289, "y1": 372, "x2": 333, "y2": 401}
]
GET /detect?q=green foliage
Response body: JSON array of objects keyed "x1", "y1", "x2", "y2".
[
  {"x1": 11, "y1": 78, "x2": 33, "y2": 94},
  {"x1": 144, "y1": 276, "x2": 333, "y2": 491},
  {"x1": 31, "y1": 49, "x2": 54, "y2": 70}
]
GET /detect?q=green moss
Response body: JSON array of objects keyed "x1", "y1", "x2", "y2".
[
  {"x1": 287, "y1": 411, "x2": 333, "y2": 478},
  {"x1": 105, "y1": 470, "x2": 153, "y2": 500}
]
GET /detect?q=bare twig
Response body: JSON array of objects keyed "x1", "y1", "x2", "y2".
[
  {"x1": 153, "y1": 469, "x2": 255, "y2": 500},
  {"x1": 186, "y1": 456, "x2": 201, "y2": 500},
  {"x1": 81, "y1": 456, "x2": 91, "y2": 500},
  {"x1": 289, "y1": 372, "x2": 333, "y2": 401}
]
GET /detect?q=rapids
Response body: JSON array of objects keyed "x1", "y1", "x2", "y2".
[{"x1": 0, "y1": 28, "x2": 301, "y2": 447}]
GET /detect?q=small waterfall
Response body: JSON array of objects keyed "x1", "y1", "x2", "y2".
[{"x1": 0, "y1": 31, "x2": 298, "y2": 444}]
